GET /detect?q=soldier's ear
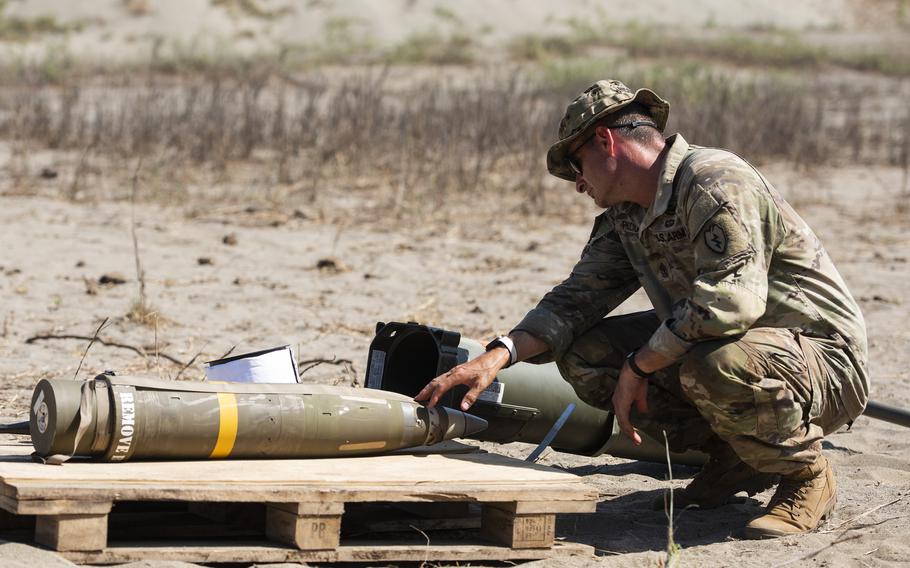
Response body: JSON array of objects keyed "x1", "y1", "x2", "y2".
[{"x1": 594, "y1": 125, "x2": 616, "y2": 157}]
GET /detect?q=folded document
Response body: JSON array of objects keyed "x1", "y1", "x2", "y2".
[{"x1": 204, "y1": 345, "x2": 300, "y2": 384}]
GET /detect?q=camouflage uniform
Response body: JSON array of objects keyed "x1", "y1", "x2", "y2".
[{"x1": 515, "y1": 132, "x2": 869, "y2": 475}]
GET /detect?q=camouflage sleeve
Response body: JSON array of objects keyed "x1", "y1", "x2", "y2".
[
  {"x1": 646, "y1": 177, "x2": 782, "y2": 362},
  {"x1": 513, "y1": 215, "x2": 641, "y2": 363}
]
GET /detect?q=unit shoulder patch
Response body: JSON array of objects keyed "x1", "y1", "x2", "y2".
[{"x1": 703, "y1": 223, "x2": 727, "y2": 254}]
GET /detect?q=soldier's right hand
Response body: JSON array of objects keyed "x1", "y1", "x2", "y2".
[{"x1": 414, "y1": 347, "x2": 511, "y2": 411}]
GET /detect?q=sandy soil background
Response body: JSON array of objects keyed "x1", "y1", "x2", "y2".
[
  {"x1": 0, "y1": 163, "x2": 908, "y2": 567},
  {"x1": 0, "y1": 0, "x2": 909, "y2": 566},
  {"x1": 0, "y1": 0, "x2": 888, "y2": 62}
]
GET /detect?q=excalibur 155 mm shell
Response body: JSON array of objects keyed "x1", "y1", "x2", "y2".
[{"x1": 29, "y1": 375, "x2": 487, "y2": 462}]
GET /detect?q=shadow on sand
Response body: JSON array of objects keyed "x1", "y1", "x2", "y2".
[
  {"x1": 555, "y1": 462, "x2": 767, "y2": 555},
  {"x1": 559, "y1": 460, "x2": 699, "y2": 481}
]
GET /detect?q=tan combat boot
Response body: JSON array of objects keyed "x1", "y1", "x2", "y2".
[
  {"x1": 653, "y1": 443, "x2": 778, "y2": 510},
  {"x1": 741, "y1": 455, "x2": 836, "y2": 539}
]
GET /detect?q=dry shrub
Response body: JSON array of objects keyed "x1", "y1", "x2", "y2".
[{"x1": 0, "y1": 63, "x2": 907, "y2": 217}]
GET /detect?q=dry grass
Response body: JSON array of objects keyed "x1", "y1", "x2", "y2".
[
  {"x1": 663, "y1": 431, "x2": 681, "y2": 568},
  {"x1": 0, "y1": 0, "x2": 78, "y2": 42},
  {"x1": 0, "y1": 61, "x2": 907, "y2": 220},
  {"x1": 386, "y1": 32, "x2": 475, "y2": 65},
  {"x1": 125, "y1": 300, "x2": 159, "y2": 326},
  {"x1": 510, "y1": 20, "x2": 910, "y2": 78},
  {"x1": 211, "y1": 0, "x2": 294, "y2": 20},
  {"x1": 618, "y1": 29, "x2": 910, "y2": 77}
]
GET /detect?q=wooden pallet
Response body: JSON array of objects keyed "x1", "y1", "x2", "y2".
[{"x1": 0, "y1": 441, "x2": 597, "y2": 564}]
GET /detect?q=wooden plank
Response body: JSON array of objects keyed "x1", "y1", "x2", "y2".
[
  {"x1": 481, "y1": 507, "x2": 555, "y2": 549},
  {"x1": 488, "y1": 500, "x2": 597, "y2": 514},
  {"x1": 0, "y1": 493, "x2": 21, "y2": 514},
  {"x1": 60, "y1": 539, "x2": 594, "y2": 564},
  {"x1": 0, "y1": 443, "x2": 589, "y2": 490},
  {"x1": 0, "y1": 442, "x2": 597, "y2": 511},
  {"x1": 268, "y1": 502, "x2": 345, "y2": 516},
  {"x1": 0, "y1": 494, "x2": 112, "y2": 515},
  {"x1": 1, "y1": 481, "x2": 18, "y2": 498},
  {"x1": 6, "y1": 482, "x2": 596, "y2": 506},
  {"x1": 34, "y1": 513, "x2": 108, "y2": 552},
  {"x1": 265, "y1": 506, "x2": 341, "y2": 550},
  {"x1": 0, "y1": 441, "x2": 598, "y2": 560}
]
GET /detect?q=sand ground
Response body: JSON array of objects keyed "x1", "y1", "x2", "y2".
[
  {"x1": 0, "y1": 0, "x2": 874, "y2": 63},
  {"x1": 0, "y1": 1, "x2": 909, "y2": 565},
  {"x1": 0, "y1": 162, "x2": 908, "y2": 567}
]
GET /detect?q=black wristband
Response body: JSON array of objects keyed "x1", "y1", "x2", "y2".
[{"x1": 626, "y1": 350, "x2": 654, "y2": 379}]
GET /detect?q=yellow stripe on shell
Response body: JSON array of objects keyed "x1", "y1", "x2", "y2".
[{"x1": 209, "y1": 392, "x2": 238, "y2": 459}]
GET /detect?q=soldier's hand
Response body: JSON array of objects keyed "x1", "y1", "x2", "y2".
[
  {"x1": 414, "y1": 348, "x2": 510, "y2": 411},
  {"x1": 612, "y1": 362, "x2": 650, "y2": 446}
]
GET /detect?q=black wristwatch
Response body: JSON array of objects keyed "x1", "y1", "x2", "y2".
[{"x1": 626, "y1": 349, "x2": 654, "y2": 379}]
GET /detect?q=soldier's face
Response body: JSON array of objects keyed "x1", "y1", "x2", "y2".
[{"x1": 571, "y1": 133, "x2": 619, "y2": 208}]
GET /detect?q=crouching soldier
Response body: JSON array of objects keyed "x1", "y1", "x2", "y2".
[{"x1": 416, "y1": 79, "x2": 868, "y2": 538}]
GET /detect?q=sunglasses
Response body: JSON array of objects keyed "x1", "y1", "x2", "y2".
[{"x1": 567, "y1": 120, "x2": 658, "y2": 176}]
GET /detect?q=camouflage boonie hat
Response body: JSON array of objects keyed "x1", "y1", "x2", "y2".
[{"x1": 547, "y1": 79, "x2": 670, "y2": 181}]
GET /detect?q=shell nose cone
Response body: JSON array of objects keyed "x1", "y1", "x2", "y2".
[
  {"x1": 436, "y1": 407, "x2": 488, "y2": 441},
  {"x1": 462, "y1": 411, "x2": 488, "y2": 437}
]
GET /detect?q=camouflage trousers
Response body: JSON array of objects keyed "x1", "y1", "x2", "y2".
[{"x1": 557, "y1": 311, "x2": 860, "y2": 475}]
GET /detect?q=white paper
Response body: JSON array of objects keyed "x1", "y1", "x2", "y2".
[{"x1": 205, "y1": 346, "x2": 299, "y2": 384}]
